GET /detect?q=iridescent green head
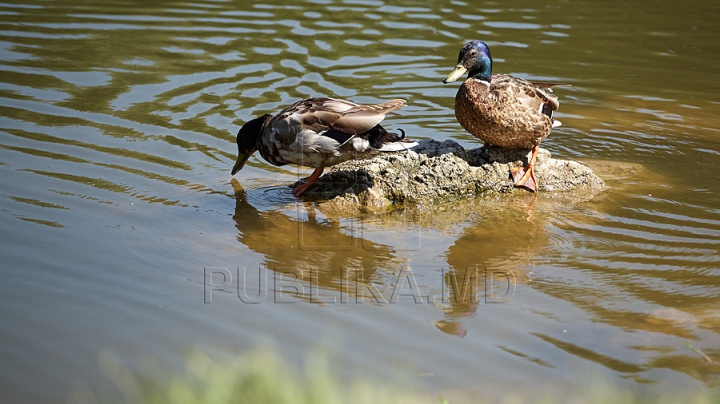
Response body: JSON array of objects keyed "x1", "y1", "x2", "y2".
[{"x1": 443, "y1": 40, "x2": 493, "y2": 84}]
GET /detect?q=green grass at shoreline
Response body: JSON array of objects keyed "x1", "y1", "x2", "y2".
[{"x1": 69, "y1": 347, "x2": 719, "y2": 404}]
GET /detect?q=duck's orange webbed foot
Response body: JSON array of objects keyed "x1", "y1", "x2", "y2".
[
  {"x1": 510, "y1": 146, "x2": 539, "y2": 192},
  {"x1": 291, "y1": 167, "x2": 324, "y2": 197},
  {"x1": 511, "y1": 165, "x2": 537, "y2": 192}
]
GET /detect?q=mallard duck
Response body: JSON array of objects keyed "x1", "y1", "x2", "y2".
[
  {"x1": 231, "y1": 97, "x2": 418, "y2": 196},
  {"x1": 443, "y1": 40, "x2": 567, "y2": 192}
]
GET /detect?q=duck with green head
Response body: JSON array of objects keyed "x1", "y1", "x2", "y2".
[
  {"x1": 443, "y1": 40, "x2": 568, "y2": 192},
  {"x1": 231, "y1": 97, "x2": 417, "y2": 197}
]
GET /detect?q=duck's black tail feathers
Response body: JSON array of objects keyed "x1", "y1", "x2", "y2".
[{"x1": 366, "y1": 124, "x2": 418, "y2": 151}]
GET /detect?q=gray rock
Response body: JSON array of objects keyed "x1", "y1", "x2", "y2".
[{"x1": 295, "y1": 139, "x2": 605, "y2": 207}]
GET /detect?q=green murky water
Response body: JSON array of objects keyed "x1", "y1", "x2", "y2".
[{"x1": 1, "y1": 0, "x2": 720, "y2": 401}]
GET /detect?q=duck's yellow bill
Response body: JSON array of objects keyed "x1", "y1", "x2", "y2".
[
  {"x1": 231, "y1": 153, "x2": 250, "y2": 175},
  {"x1": 443, "y1": 64, "x2": 467, "y2": 84}
]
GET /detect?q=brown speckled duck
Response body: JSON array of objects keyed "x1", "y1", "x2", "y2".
[
  {"x1": 443, "y1": 40, "x2": 568, "y2": 192},
  {"x1": 231, "y1": 97, "x2": 417, "y2": 197}
]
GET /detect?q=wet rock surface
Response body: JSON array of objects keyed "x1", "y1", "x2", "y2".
[{"x1": 295, "y1": 139, "x2": 605, "y2": 207}]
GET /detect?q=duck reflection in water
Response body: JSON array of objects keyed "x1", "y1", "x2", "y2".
[
  {"x1": 435, "y1": 197, "x2": 548, "y2": 337},
  {"x1": 231, "y1": 179, "x2": 406, "y2": 302}
]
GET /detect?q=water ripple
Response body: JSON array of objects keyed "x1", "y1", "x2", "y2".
[{"x1": 2, "y1": 0, "x2": 720, "y2": 396}]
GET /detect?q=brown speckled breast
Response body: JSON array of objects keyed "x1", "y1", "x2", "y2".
[{"x1": 454, "y1": 74, "x2": 553, "y2": 150}]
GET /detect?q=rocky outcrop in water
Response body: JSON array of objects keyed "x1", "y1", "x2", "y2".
[{"x1": 296, "y1": 139, "x2": 605, "y2": 207}]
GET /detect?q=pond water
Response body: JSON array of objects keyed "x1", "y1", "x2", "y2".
[{"x1": 1, "y1": 0, "x2": 719, "y2": 401}]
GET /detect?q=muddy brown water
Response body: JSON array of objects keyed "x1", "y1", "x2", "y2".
[{"x1": 1, "y1": 0, "x2": 719, "y2": 401}]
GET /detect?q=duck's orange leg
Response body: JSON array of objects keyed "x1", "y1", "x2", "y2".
[
  {"x1": 510, "y1": 146, "x2": 539, "y2": 192},
  {"x1": 292, "y1": 167, "x2": 324, "y2": 197}
]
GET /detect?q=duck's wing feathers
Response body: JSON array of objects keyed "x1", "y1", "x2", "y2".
[
  {"x1": 275, "y1": 97, "x2": 405, "y2": 135},
  {"x1": 531, "y1": 82, "x2": 571, "y2": 113},
  {"x1": 265, "y1": 98, "x2": 411, "y2": 163},
  {"x1": 530, "y1": 82, "x2": 571, "y2": 90},
  {"x1": 316, "y1": 98, "x2": 413, "y2": 151},
  {"x1": 492, "y1": 74, "x2": 561, "y2": 113},
  {"x1": 316, "y1": 98, "x2": 406, "y2": 135}
]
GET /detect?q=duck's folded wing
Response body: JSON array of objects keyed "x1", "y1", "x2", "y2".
[
  {"x1": 511, "y1": 81, "x2": 561, "y2": 112},
  {"x1": 322, "y1": 99, "x2": 406, "y2": 135},
  {"x1": 530, "y1": 82, "x2": 570, "y2": 89}
]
